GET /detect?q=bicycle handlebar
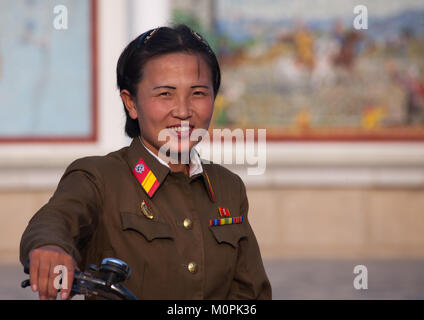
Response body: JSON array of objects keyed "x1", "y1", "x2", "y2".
[{"x1": 21, "y1": 258, "x2": 138, "y2": 300}]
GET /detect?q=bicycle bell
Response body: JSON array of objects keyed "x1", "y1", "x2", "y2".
[{"x1": 99, "y1": 258, "x2": 131, "y2": 284}]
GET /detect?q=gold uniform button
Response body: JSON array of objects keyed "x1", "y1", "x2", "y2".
[
  {"x1": 187, "y1": 262, "x2": 198, "y2": 274},
  {"x1": 183, "y1": 218, "x2": 193, "y2": 230}
]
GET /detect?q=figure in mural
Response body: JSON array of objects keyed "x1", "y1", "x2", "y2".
[
  {"x1": 332, "y1": 28, "x2": 363, "y2": 71},
  {"x1": 387, "y1": 61, "x2": 424, "y2": 125},
  {"x1": 293, "y1": 20, "x2": 315, "y2": 72}
]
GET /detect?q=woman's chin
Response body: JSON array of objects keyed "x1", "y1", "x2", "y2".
[
  {"x1": 168, "y1": 140, "x2": 194, "y2": 153},
  {"x1": 156, "y1": 142, "x2": 193, "y2": 164}
]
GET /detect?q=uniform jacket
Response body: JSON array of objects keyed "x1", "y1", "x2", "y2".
[{"x1": 20, "y1": 138, "x2": 272, "y2": 299}]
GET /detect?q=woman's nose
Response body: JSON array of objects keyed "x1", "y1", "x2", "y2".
[{"x1": 171, "y1": 96, "x2": 192, "y2": 119}]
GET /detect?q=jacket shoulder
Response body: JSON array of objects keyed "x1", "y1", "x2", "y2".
[
  {"x1": 202, "y1": 161, "x2": 245, "y2": 188},
  {"x1": 64, "y1": 147, "x2": 129, "y2": 176}
]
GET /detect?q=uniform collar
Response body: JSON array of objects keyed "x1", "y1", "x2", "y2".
[
  {"x1": 126, "y1": 138, "x2": 215, "y2": 202},
  {"x1": 126, "y1": 138, "x2": 170, "y2": 198},
  {"x1": 141, "y1": 138, "x2": 204, "y2": 177}
]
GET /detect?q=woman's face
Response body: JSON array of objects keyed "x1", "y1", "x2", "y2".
[{"x1": 121, "y1": 52, "x2": 214, "y2": 158}]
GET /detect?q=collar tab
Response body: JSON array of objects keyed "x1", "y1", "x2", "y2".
[{"x1": 132, "y1": 157, "x2": 161, "y2": 198}]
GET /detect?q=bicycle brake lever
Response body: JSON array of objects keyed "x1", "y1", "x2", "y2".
[{"x1": 21, "y1": 279, "x2": 30, "y2": 288}]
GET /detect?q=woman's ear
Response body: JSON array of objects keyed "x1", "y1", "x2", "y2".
[{"x1": 120, "y1": 90, "x2": 138, "y2": 120}]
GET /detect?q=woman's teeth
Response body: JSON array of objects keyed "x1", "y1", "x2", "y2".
[{"x1": 168, "y1": 126, "x2": 190, "y2": 132}]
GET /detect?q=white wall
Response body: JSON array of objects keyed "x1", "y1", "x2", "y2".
[{"x1": 128, "y1": 0, "x2": 171, "y2": 39}]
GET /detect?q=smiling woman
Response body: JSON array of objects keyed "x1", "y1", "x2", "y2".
[
  {"x1": 117, "y1": 25, "x2": 220, "y2": 138},
  {"x1": 19, "y1": 24, "x2": 272, "y2": 300},
  {"x1": 121, "y1": 52, "x2": 214, "y2": 172},
  {"x1": 117, "y1": 25, "x2": 222, "y2": 174}
]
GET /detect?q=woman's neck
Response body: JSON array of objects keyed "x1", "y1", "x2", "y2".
[{"x1": 140, "y1": 136, "x2": 190, "y2": 175}]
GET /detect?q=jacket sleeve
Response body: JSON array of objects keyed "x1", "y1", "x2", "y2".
[
  {"x1": 227, "y1": 177, "x2": 272, "y2": 300},
  {"x1": 19, "y1": 157, "x2": 103, "y2": 266}
]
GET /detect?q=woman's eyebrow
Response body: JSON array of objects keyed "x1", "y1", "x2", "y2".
[
  {"x1": 153, "y1": 85, "x2": 176, "y2": 90},
  {"x1": 191, "y1": 85, "x2": 210, "y2": 89},
  {"x1": 153, "y1": 85, "x2": 210, "y2": 90}
]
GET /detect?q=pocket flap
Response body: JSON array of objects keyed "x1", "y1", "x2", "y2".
[
  {"x1": 209, "y1": 223, "x2": 248, "y2": 248},
  {"x1": 120, "y1": 212, "x2": 174, "y2": 241}
]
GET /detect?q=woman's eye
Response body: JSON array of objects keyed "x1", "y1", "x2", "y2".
[
  {"x1": 159, "y1": 92, "x2": 171, "y2": 97},
  {"x1": 193, "y1": 91, "x2": 207, "y2": 96}
]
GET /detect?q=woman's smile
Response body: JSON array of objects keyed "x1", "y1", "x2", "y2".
[{"x1": 166, "y1": 122, "x2": 194, "y2": 139}]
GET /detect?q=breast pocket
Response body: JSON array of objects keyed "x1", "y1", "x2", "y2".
[
  {"x1": 209, "y1": 223, "x2": 248, "y2": 248},
  {"x1": 208, "y1": 223, "x2": 249, "y2": 278},
  {"x1": 120, "y1": 212, "x2": 174, "y2": 242},
  {"x1": 119, "y1": 212, "x2": 177, "y2": 299}
]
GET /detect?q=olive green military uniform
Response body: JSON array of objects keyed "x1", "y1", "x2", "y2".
[{"x1": 20, "y1": 138, "x2": 272, "y2": 299}]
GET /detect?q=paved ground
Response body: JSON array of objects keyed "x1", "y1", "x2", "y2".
[
  {"x1": 263, "y1": 259, "x2": 424, "y2": 299},
  {"x1": 1, "y1": 259, "x2": 424, "y2": 300}
]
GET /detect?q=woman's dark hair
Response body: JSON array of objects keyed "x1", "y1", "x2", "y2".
[{"x1": 117, "y1": 24, "x2": 221, "y2": 138}]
